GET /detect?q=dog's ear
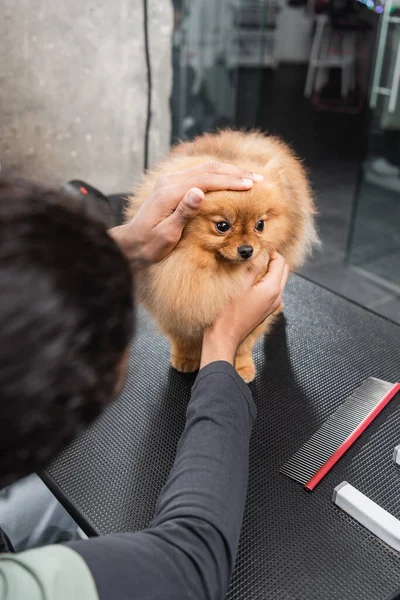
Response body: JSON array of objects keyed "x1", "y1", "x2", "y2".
[
  {"x1": 278, "y1": 169, "x2": 290, "y2": 189},
  {"x1": 276, "y1": 165, "x2": 305, "y2": 208},
  {"x1": 267, "y1": 160, "x2": 296, "y2": 199},
  {"x1": 276, "y1": 169, "x2": 293, "y2": 198},
  {"x1": 265, "y1": 159, "x2": 292, "y2": 194}
]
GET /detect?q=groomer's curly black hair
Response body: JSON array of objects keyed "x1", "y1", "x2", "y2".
[{"x1": 0, "y1": 179, "x2": 134, "y2": 488}]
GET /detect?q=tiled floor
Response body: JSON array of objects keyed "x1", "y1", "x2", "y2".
[{"x1": 236, "y1": 65, "x2": 400, "y2": 325}]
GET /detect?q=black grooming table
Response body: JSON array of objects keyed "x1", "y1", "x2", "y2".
[{"x1": 45, "y1": 275, "x2": 400, "y2": 600}]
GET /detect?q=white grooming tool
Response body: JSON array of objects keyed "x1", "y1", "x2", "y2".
[
  {"x1": 333, "y1": 481, "x2": 400, "y2": 552},
  {"x1": 393, "y1": 445, "x2": 400, "y2": 466}
]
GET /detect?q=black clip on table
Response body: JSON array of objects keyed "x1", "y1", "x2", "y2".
[{"x1": 44, "y1": 275, "x2": 400, "y2": 600}]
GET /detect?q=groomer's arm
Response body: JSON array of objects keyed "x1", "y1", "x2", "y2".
[{"x1": 68, "y1": 254, "x2": 288, "y2": 600}]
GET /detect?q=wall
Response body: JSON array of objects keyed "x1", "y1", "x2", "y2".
[{"x1": 0, "y1": 0, "x2": 173, "y2": 193}]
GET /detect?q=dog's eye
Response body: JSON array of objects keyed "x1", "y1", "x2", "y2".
[
  {"x1": 215, "y1": 222, "x2": 231, "y2": 233},
  {"x1": 255, "y1": 220, "x2": 265, "y2": 232}
]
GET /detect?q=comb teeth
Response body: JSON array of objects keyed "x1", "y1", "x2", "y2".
[{"x1": 280, "y1": 378, "x2": 400, "y2": 491}]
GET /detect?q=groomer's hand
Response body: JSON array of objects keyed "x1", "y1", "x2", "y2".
[
  {"x1": 201, "y1": 253, "x2": 289, "y2": 368},
  {"x1": 110, "y1": 163, "x2": 263, "y2": 264}
]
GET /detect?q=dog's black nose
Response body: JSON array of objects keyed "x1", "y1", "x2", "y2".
[{"x1": 238, "y1": 245, "x2": 253, "y2": 259}]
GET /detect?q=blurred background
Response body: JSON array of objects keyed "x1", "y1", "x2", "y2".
[{"x1": 0, "y1": 0, "x2": 399, "y2": 322}]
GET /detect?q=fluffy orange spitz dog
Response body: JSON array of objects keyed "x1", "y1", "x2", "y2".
[{"x1": 126, "y1": 130, "x2": 318, "y2": 382}]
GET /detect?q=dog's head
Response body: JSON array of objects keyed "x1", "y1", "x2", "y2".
[{"x1": 181, "y1": 176, "x2": 310, "y2": 266}]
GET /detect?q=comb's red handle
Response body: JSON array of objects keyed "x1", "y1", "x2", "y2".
[{"x1": 305, "y1": 382, "x2": 400, "y2": 492}]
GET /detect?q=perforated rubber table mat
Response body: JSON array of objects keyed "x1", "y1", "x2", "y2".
[{"x1": 45, "y1": 275, "x2": 400, "y2": 599}]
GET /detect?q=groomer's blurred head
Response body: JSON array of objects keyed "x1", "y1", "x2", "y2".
[{"x1": 0, "y1": 180, "x2": 134, "y2": 488}]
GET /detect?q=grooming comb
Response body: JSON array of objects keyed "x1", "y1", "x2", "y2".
[{"x1": 280, "y1": 377, "x2": 400, "y2": 492}]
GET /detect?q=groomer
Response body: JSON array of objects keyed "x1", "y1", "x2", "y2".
[{"x1": 0, "y1": 163, "x2": 288, "y2": 600}]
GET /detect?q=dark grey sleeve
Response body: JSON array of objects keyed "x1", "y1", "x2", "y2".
[{"x1": 69, "y1": 361, "x2": 256, "y2": 600}]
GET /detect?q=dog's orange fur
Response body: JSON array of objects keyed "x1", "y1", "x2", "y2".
[{"x1": 126, "y1": 130, "x2": 318, "y2": 382}]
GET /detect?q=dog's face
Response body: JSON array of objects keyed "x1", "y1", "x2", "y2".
[{"x1": 182, "y1": 182, "x2": 295, "y2": 264}]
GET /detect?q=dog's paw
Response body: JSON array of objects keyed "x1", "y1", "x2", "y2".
[
  {"x1": 236, "y1": 352, "x2": 256, "y2": 383},
  {"x1": 273, "y1": 303, "x2": 284, "y2": 316},
  {"x1": 236, "y1": 362, "x2": 256, "y2": 383},
  {"x1": 236, "y1": 360, "x2": 257, "y2": 383},
  {"x1": 171, "y1": 355, "x2": 200, "y2": 373}
]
